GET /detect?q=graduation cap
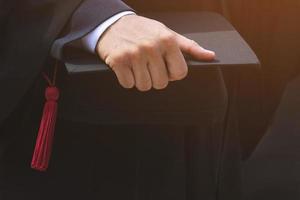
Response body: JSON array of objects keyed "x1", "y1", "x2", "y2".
[
  {"x1": 59, "y1": 11, "x2": 260, "y2": 123},
  {"x1": 31, "y1": 11, "x2": 260, "y2": 171}
]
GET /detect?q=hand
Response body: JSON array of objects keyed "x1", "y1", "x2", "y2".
[{"x1": 96, "y1": 15, "x2": 215, "y2": 91}]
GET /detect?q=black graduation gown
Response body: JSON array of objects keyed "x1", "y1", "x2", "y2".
[{"x1": 0, "y1": 1, "x2": 242, "y2": 200}]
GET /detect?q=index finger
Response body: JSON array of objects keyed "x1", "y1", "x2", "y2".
[{"x1": 175, "y1": 32, "x2": 216, "y2": 61}]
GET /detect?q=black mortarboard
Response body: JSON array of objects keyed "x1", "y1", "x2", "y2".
[{"x1": 59, "y1": 11, "x2": 260, "y2": 124}]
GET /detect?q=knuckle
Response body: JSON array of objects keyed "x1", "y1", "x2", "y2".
[
  {"x1": 176, "y1": 71, "x2": 188, "y2": 80},
  {"x1": 160, "y1": 32, "x2": 176, "y2": 46},
  {"x1": 137, "y1": 82, "x2": 152, "y2": 92},
  {"x1": 187, "y1": 39, "x2": 199, "y2": 52},
  {"x1": 140, "y1": 41, "x2": 156, "y2": 52},
  {"x1": 171, "y1": 67, "x2": 188, "y2": 80},
  {"x1": 128, "y1": 80, "x2": 135, "y2": 88},
  {"x1": 108, "y1": 52, "x2": 127, "y2": 67},
  {"x1": 153, "y1": 81, "x2": 168, "y2": 90},
  {"x1": 118, "y1": 76, "x2": 135, "y2": 89},
  {"x1": 106, "y1": 59, "x2": 118, "y2": 70},
  {"x1": 122, "y1": 81, "x2": 135, "y2": 89},
  {"x1": 115, "y1": 71, "x2": 135, "y2": 89},
  {"x1": 138, "y1": 86, "x2": 151, "y2": 92},
  {"x1": 127, "y1": 47, "x2": 141, "y2": 60},
  {"x1": 189, "y1": 39, "x2": 198, "y2": 46}
]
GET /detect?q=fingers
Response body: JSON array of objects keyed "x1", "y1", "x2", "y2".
[
  {"x1": 146, "y1": 48, "x2": 169, "y2": 89},
  {"x1": 105, "y1": 52, "x2": 135, "y2": 89},
  {"x1": 131, "y1": 56, "x2": 152, "y2": 92},
  {"x1": 162, "y1": 36, "x2": 188, "y2": 81},
  {"x1": 175, "y1": 32, "x2": 216, "y2": 61},
  {"x1": 112, "y1": 66, "x2": 135, "y2": 89},
  {"x1": 110, "y1": 53, "x2": 169, "y2": 91},
  {"x1": 131, "y1": 45, "x2": 169, "y2": 91},
  {"x1": 107, "y1": 32, "x2": 215, "y2": 91}
]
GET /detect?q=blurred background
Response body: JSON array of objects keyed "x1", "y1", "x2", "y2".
[
  {"x1": 224, "y1": 1, "x2": 300, "y2": 199},
  {"x1": 125, "y1": 0, "x2": 300, "y2": 199}
]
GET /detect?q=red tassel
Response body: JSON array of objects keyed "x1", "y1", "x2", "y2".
[
  {"x1": 31, "y1": 86, "x2": 59, "y2": 171},
  {"x1": 31, "y1": 64, "x2": 59, "y2": 172}
]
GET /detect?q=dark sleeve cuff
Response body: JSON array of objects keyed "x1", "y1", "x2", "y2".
[{"x1": 51, "y1": 0, "x2": 133, "y2": 61}]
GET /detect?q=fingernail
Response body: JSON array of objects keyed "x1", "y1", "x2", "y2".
[{"x1": 206, "y1": 49, "x2": 215, "y2": 56}]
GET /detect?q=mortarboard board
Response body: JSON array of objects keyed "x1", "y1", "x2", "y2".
[{"x1": 59, "y1": 11, "x2": 260, "y2": 124}]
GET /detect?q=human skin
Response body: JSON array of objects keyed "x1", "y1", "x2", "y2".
[{"x1": 97, "y1": 15, "x2": 215, "y2": 91}]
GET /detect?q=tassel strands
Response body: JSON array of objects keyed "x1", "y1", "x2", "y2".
[{"x1": 31, "y1": 64, "x2": 59, "y2": 171}]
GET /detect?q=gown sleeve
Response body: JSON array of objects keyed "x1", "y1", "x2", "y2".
[
  {"x1": 0, "y1": 0, "x2": 131, "y2": 123},
  {"x1": 50, "y1": 0, "x2": 133, "y2": 61}
]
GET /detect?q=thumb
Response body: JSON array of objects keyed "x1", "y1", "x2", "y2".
[{"x1": 175, "y1": 32, "x2": 215, "y2": 61}]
